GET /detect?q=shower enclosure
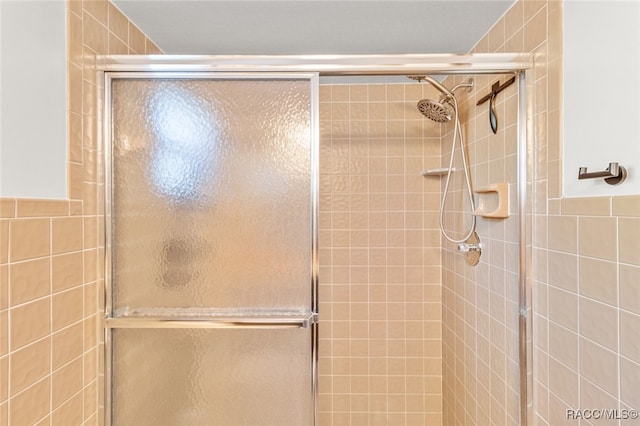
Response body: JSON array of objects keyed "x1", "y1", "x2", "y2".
[{"x1": 101, "y1": 55, "x2": 533, "y2": 426}]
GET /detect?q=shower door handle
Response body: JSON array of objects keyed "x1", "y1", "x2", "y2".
[{"x1": 106, "y1": 312, "x2": 318, "y2": 329}]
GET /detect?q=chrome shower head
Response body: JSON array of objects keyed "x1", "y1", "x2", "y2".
[
  {"x1": 416, "y1": 98, "x2": 452, "y2": 123},
  {"x1": 409, "y1": 75, "x2": 473, "y2": 123}
]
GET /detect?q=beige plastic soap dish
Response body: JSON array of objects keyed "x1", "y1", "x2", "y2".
[{"x1": 473, "y1": 182, "x2": 509, "y2": 218}]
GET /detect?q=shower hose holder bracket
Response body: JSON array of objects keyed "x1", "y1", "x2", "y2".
[{"x1": 578, "y1": 162, "x2": 627, "y2": 185}]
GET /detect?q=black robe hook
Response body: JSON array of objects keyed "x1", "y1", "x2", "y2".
[{"x1": 476, "y1": 76, "x2": 516, "y2": 134}]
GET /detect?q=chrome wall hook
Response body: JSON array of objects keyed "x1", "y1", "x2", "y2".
[{"x1": 578, "y1": 162, "x2": 627, "y2": 185}]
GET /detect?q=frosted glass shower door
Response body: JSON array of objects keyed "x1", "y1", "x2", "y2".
[{"x1": 104, "y1": 73, "x2": 318, "y2": 426}]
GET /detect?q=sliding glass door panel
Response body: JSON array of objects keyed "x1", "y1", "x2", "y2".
[{"x1": 105, "y1": 73, "x2": 318, "y2": 426}]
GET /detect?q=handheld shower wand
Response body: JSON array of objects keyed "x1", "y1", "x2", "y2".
[{"x1": 411, "y1": 76, "x2": 477, "y2": 244}]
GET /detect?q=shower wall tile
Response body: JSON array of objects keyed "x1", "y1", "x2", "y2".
[
  {"x1": 10, "y1": 337, "x2": 51, "y2": 395},
  {"x1": 128, "y1": 22, "x2": 146, "y2": 54},
  {"x1": 9, "y1": 218, "x2": 50, "y2": 262},
  {"x1": 0, "y1": 1, "x2": 161, "y2": 424},
  {"x1": 547, "y1": 215, "x2": 576, "y2": 253},
  {"x1": 84, "y1": 1, "x2": 109, "y2": 24},
  {"x1": 619, "y1": 264, "x2": 640, "y2": 315},
  {"x1": 52, "y1": 287, "x2": 84, "y2": 332},
  {"x1": 0, "y1": 200, "x2": 16, "y2": 219},
  {"x1": 619, "y1": 218, "x2": 640, "y2": 265},
  {"x1": 560, "y1": 196, "x2": 611, "y2": 216},
  {"x1": 578, "y1": 257, "x2": 617, "y2": 306},
  {"x1": 440, "y1": 70, "x2": 522, "y2": 425},
  {"x1": 108, "y1": 3, "x2": 129, "y2": 41},
  {"x1": 52, "y1": 392, "x2": 84, "y2": 426},
  {"x1": 612, "y1": 194, "x2": 640, "y2": 217},
  {"x1": 52, "y1": 216, "x2": 84, "y2": 255},
  {"x1": 423, "y1": 2, "x2": 640, "y2": 425},
  {"x1": 441, "y1": 2, "x2": 555, "y2": 425},
  {"x1": 52, "y1": 322, "x2": 84, "y2": 370},
  {"x1": 620, "y1": 357, "x2": 640, "y2": 410},
  {"x1": 145, "y1": 38, "x2": 163, "y2": 55},
  {"x1": 9, "y1": 377, "x2": 51, "y2": 426},
  {"x1": 51, "y1": 251, "x2": 85, "y2": 292},
  {"x1": 83, "y1": 11, "x2": 109, "y2": 54},
  {"x1": 578, "y1": 216, "x2": 617, "y2": 261},
  {"x1": 9, "y1": 257, "x2": 50, "y2": 305},
  {"x1": 16, "y1": 199, "x2": 70, "y2": 217},
  {"x1": 318, "y1": 82, "x2": 443, "y2": 425},
  {"x1": 109, "y1": 31, "x2": 129, "y2": 54},
  {"x1": 472, "y1": 1, "x2": 640, "y2": 426}
]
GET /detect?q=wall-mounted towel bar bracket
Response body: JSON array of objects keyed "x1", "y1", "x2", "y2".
[
  {"x1": 578, "y1": 162, "x2": 627, "y2": 185},
  {"x1": 476, "y1": 76, "x2": 516, "y2": 134}
]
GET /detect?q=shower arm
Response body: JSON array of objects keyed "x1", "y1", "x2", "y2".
[
  {"x1": 420, "y1": 75, "x2": 453, "y2": 98},
  {"x1": 419, "y1": 75, "x2": 473, "y2": 97},
  {"x1": 450, "y1": 81, "x2": 474, "y2": 94}
]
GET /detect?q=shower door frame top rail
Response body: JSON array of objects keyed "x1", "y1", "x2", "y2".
[{"x1": 99, "y1": 53, "x2": 534, "y2": 426}]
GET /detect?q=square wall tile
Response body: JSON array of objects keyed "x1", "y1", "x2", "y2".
[
  {"x1": 620, "y1": 310, "x2": 640, "y2": 364},
  {"x1": 620, "y1": 264, "x2": 640, "y2": 315},
  {"x1": 619, "y1": 218, "x2": 640, "y2": 266},
  {"x1": 620, "y1": 357, "x2": 640, "y2": 409},
  {"x1": 579, "y1": 337, "x2": 618, "y2": 397},
  {"x1": 578, "y1": 257, "x2": 617, "y2": 305},
  {"x1": 9, "y1": 219, "x2": 50, "y2": 262},
  {"x1": 578, "y1": 217, "x2": 617, "y2": 261},
  {"x1": 579, "y1": 297, "x2": 617, "y2": 351}
]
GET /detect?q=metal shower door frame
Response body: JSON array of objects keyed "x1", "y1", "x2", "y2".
[
  {"x1": 100, "y1": 53, "x2": 534, "y2": 426},
  {"x1": 103, "y1": 71, "x2": 320, "y2": 426}
]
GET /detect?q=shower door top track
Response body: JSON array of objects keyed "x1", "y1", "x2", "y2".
[{"x1": 98, "y1": 53, "x2": 533, "y2": 75}]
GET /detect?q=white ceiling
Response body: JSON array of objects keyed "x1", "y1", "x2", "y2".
[{"x1": 113, "y1": 1, "x2": 516, "y2": 56}]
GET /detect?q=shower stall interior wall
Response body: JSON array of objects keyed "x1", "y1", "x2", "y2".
[
  {"x1": 439, "y1": 74, "x2": 522, "y2": 426},
  {"x1": 317, "y1": 73, "x2": 524, "y2": 426},
  {"x1": 318, "y1": 82, "x2": 446, "y2": 425}
]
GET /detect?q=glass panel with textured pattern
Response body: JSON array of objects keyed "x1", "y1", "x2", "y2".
[
  {"x1": 112, "y1": 327, "x2": 313, "y2": 426},
  {"x1": 107, "y1": 74, "x2": 317, "y2": 426},
  {"x1": 110, "y1": 77, "x2": 313, "y2": 312}
]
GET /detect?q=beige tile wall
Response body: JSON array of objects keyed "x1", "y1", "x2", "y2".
[
  {"x1": 0, "y1": 1, "x2": 161, "y2": 424},
  {"x1": 318, "y1": 83, "x2": 445, "y2": 425},
  {"x1": 4, "y1": 2, "x2": 639, "y2": 426},
  {"x1": 436, "y1": 4, "x2": 549, "y2": 426},
  {"x1": 532, "y1": 6, "x2": 640, "y2": 418},
  {"x1": 439, "y1": 69, "x2": 521, "y2": 424},
  {"x1": 438, "y1": 1, "x2": 553, "y2": 425},
  {"x1": 444, "y1": 0, "x2": 640, "y2": 425}
]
